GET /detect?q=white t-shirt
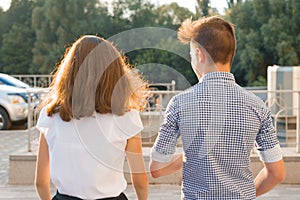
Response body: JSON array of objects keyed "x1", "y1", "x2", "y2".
[{"x1": 36, "y1": 107, "x2": 143, "y2": 199}]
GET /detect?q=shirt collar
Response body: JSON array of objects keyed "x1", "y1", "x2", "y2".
[{"x1": 199, "y1": 72, "x2": 235, "y2": 83}]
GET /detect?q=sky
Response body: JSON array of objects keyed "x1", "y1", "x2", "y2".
[
  {"x1": 0, "y1": 0, "x2": 227, "y2": 14},
  {"x1": 0, "y1": 0, "x2": 10, "y2": 11}
]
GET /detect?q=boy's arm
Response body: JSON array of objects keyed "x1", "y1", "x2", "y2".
[
  {"x1": 150, "y1": 96, "x2": 181, "y2": 178},
  {"x1": 150, "y1": 154, "x2": 182, "y2": 178},
  {"x1": 254, "y1": 159, "x2": 285, "y2": 197},
  {"x1": 255, "y1": 108, "x2": 285, "y2": 196}
]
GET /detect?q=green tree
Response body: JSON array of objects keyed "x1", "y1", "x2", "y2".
[
  {"x1": 195, "y1": 0, "x2": 210, "y2": 17},
  {"x1": 156, "y1": 2, "x2": 194, "y2": 28},
  {"x1": 226, "y1": 0, "x2": 242, "y2": 9},
  {"x1": 108, "y1": 0, "x2": 197, "y2": 87},
  {"x1": 0, "y1": 8, "x2": 6, "y2": 67},
  {"x1": 0, "y1": 8, "x2": 5, "y2": 36},
  {"x1": 134, "y1": 49, "x2": 196, "y2": 89},
  {"x1": 228, "y1": 0, "x2": 300, "y2": 86},
  {"x1": 132, "y1": 37, "x2": 197, "y2": 89},
  {"x1": 0, "y1": 0, "x2": 36, "y2": 42},
  {"x1": 32, "y1": 0, "x2": 111, "y2": 73},
  {"x1": 1, "y1": 24, "x2": 35, "y2": 74},
  {"x1": 0, "y1": 0, "x2": 207, "y2": 87},
  {"x1": 0, "y1": 0, "x2": 35, "y2": 74}
]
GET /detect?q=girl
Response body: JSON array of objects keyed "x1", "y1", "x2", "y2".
[{"x1": 35, "y1": 35, "x2": 149, "y2": 200}]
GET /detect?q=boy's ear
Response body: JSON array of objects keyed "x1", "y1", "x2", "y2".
[{"x1": 197, "y1": 47, "x2": 206, "y2": 63}]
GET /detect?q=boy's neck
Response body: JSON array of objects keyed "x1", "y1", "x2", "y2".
[
  {"x1": 216, "y1": 62, "x2": 231, "y2": 72},
  {"x1": 196, "y1": 62, "x2": 231, "y2": 80}
]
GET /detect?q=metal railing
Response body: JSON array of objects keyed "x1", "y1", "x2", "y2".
[
  {"x1": 141, "y1": 90, "x2": 180, "y2": 146},
  {"x1": 12, "y1": 74, "x2": 177, "y2": 90},
  {"x1": 26, "y1": 88, "x2": 49, "y2": 152},
  {"x1": 250, "y1": 90, "x2": 300, "y2": 152},
  {"x1": 26, "y1": 89, "x2": 300, "y2": 153},
  {"x1": 13, "y1": 74, "x2": 53, "y2": 88}
]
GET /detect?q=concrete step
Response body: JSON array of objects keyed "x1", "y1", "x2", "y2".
[{"x1": 9, "y1": 147, "x2": 300, "y2": 185}]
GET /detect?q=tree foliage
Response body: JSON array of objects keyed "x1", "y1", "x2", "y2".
[
  {"x1": 228, "y1": 0, "x2": 300, "y2": 86},
  {"x1": 1, "y1": 0, "x2": 299, "y2": 87},
  {"x1": 0, "y1": 0, "x2": 35, "y2": 74},
  {"x1": 226, "y1": 0, "x2": 242, "y2": 9},
  {"x1": 196, "y1": 0, "x2": 210, "y2": 16},
  {"x1": 0, "y1": 0, "x2": 201, "y2": 88},
  {"x1": 31, "y1": 0, "x2": 112, "y2": 73},
  {"x1": 1, "y1": 24, "x2": 35, "y2": 74}
]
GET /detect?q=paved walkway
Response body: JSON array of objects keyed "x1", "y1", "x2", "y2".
[
  {"x1": 0, "y1": 130, "x2": 28, "y2": 185},
  {"x1": 1, "y1": 131, "x2": 300, "y2": 199},
  {"x1": 1, "y1": 184, "x2": 300, "y2": 200}
]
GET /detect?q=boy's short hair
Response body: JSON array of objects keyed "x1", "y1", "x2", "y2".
[{"x1": 178, "y1": 16, "x2": 236, "y2": 65}]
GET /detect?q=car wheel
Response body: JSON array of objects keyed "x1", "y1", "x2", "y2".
[{"x1": 0, "y1": 107, "x2": 11, "y2": 130}]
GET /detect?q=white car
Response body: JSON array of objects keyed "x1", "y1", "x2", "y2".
[{"x1": 0, "y1": 74, "x2": 39, "y2": 130}]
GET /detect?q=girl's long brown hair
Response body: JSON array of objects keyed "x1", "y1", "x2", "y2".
[{"x1": 42, "y1": 35, "x2": 148, "y2": 121}]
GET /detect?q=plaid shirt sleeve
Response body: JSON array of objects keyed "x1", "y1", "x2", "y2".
[
  {"x1": 255, "y1": 108, "x2": 283, "y2": 163},
  {"x1": 151, "y1": 96, "x2": 180, "y2": 163}
]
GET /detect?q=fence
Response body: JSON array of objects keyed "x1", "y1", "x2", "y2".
[
  {"x1": 250, "y1": 90, "x2": 300, "y2": 152},
  {"x1": 26, "y1": 88, "x2": 49, "y2": 152},
  {"x1": 13, "y1": 74, "x2": 53, "y2": 88},
  {"x1": 12, "y1": 75, "x2": 177, "y2": 90},
  {"x1": 26, "y1": 89, "x2": 300, "y2": 153}
]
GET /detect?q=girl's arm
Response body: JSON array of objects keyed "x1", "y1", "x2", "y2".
[
  {"x1": 125, "y1": 133, "x2": 148, "y2": 200},
  {"x1": 35, "y1": 133, "x2": 51, "y2": 200}
]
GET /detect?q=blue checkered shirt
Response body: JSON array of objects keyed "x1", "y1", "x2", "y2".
[{"x1": 151, "y1": 72, "x2": 282, "y2": 199}]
